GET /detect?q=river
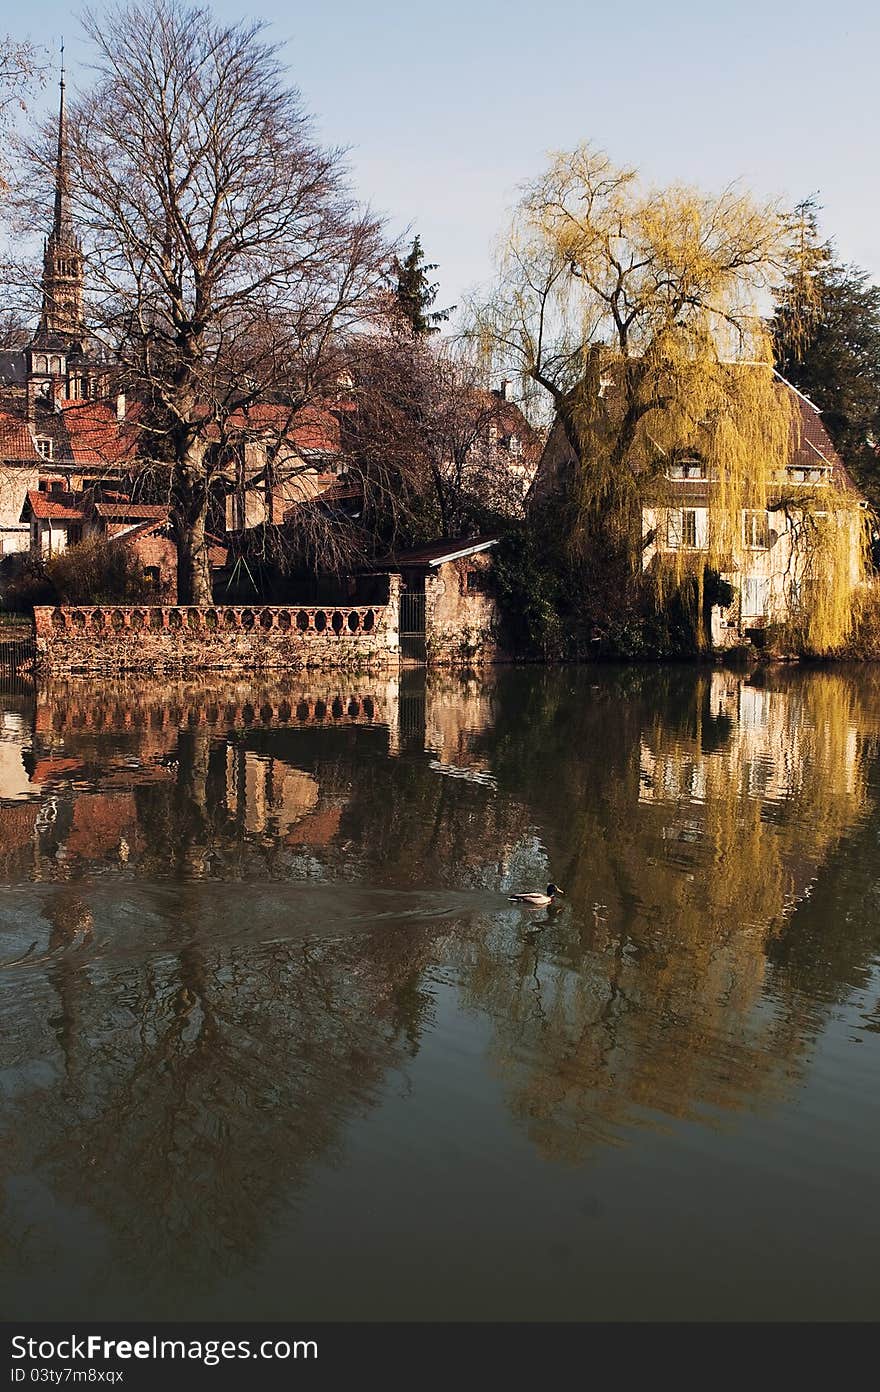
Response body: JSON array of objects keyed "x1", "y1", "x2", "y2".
[{"x1": 1, "y1": 664, "x2": 879, "y2": 1320}]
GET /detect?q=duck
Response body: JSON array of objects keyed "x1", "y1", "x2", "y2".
[{"x1": 508, "y1": 883, "x2": 564, "y2": 907}]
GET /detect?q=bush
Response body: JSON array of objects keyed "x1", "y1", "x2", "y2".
[
  {"x1": 0, "y1": 555, "x2": 56, "y2": 613},
  {"x1": 46, "y1": 537, "x2": 153, "y2": 605},
  {"x1": 0, "y1": 538, "x2": 153, "y2": 613}
]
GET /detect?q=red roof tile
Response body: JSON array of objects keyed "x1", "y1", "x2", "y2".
[
  {"x1": 226, "y1": 403, "x2": 341, "y2": 454},
  {"x1": 0, "y1": 411, "x2": 40, "y2": 462},
  {"x1": 22, "y1": 489, "x2": 86, "y2": 522},
  {"x1": 60, "y1": 400, "x2": 138, "y2": 465},
  {"x1": 94, "y1": 501, "x2": 168, "y2": 520}
]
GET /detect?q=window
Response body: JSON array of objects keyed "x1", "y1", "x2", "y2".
[
  {"x1": 143, "y1": 566, "x2": 161, "y2": 591},
  {"x1": 67, "y1": 526, "x2": 82, "y2": 546},
  {"x1": 34, "y1": 355, "x2": 47, "y2": 374},
  {"x1": 667, "y1": 508, "x2": 704, "y2": 549},
  {"x1": 49, "y1": 356, "x2": 63, "y2": 375},
  {"x1": 741, "y1": 576, "x2": 770, "y2": 618},
  {"x1": 667, "y1": 457, "x2": 706, "y2": 481},
  {"x1": 743, "y1": 510, "x2": 770, "y2": 549},
  {"x1": 35, "y1": 438, "x2": 53, "y2": 461},
  {"x1": 786, "y1": 464, "x2": 831, "y2": 485},
  {"x1": 465, "y1": 569, "x2": 490, "y2": 595}
]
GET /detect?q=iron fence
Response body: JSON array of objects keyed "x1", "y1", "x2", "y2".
[
  {"x1": 399, "y1": 590, "x2": 426, "y2": 662},
  {"x1": 0, "y1": 626, "x2": 36, "y2": 689}
]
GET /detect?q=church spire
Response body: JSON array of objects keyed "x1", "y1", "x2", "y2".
[
  {"x1": 52, "y1": 41, "x2": 71, "y2": 239},
  {"x1": 37, "y1": 42, "x2": 83, "y2": 340}
]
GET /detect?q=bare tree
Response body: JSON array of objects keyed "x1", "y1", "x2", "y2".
[
  {"x1": 0, "y1": 35, "x2": 44, "y2": 191},
  {"x1": 346, "y1": 333, "x2": 536, "y2": 543},
  {"x1": 14, "y1": 2, "x2": 387, "y2": 602}
]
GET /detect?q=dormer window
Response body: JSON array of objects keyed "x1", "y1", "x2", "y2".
[
  {"x1": 35, "y1": 438, "x2": 54, "y2": 461},
  {"x1": 667, "y1": 456, "x2": 706, "y2": 481},
  {"x1": 49, "y1": 355, "x2": 63, "y2": 375},
  {"x1": 786, "y1": 464, "x2": 831, "y2": 485},
  {"x1": 34, "y1": 355, "x2": 48, "y2": 375}
]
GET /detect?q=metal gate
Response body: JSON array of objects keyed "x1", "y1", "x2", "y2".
[
  {"x1": 399, "y1": 590, "x2": 426, "y2": 662},
  {"x1": 0, "y1": 628, "x2": 36, "y2": 691}
]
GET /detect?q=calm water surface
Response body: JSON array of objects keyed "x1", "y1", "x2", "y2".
[{"x1": 1, "y1": 664, "x2": 879, "y2": 1321}]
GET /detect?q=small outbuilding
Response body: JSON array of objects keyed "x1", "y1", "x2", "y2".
[{"x1": 372, "y1": 535, "x2": 502, "y2": 665}]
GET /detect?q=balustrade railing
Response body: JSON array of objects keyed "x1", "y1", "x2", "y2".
[{"x1": 35, "y1": 604, "x2": 388, "y2": 638}]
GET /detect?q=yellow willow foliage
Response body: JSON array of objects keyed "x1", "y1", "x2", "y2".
[
  {"x1": 452, "y1": 669, "x2": 877, "y2": 1161},
  {"x1": 473, "y1": 144, "x2": 866, "y2": 651},
  {"x1": 778, "y1": 499, "x2": 871, "y2": 654}
]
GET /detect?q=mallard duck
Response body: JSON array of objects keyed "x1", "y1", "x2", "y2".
[{"x1": 509, "y1": 883, "x2": 564, "y2": 907}]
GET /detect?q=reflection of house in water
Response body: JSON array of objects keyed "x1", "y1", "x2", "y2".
[
  {"x1": 227, "y1": 749, "x2": 320, "y2": 838},
  {"x1": 423, "y1": 672, "x2": 496, "y2": 780},
  {"x1": 0, "y1": 710, "x2": 32, "y2": 799},
  {"x1": 639, "y1": 670, "x2": 864, "y2": 810}
]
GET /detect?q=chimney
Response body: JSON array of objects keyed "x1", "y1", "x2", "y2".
[
  {"x1": 116, "y1": 392, "x2": 126, "y2": 421},
  {"x1": 499, "y1": 378, "x2": 512, "y2": 401}
]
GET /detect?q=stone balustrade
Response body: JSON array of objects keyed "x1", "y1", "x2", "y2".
[
  {"x1": 34, "y1": 585, "x2": 401, "y2": 675},
  {"x1": 37, "y1": 603, "x2": 383, "y2": 638}
]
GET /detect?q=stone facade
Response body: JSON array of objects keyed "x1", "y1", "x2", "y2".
[
  {"x1": 424, "y1": 552, "x2": 501, "y2": 666},
  {"x1": 34, "y1": 581, "x2": 401, "y2": 675}
]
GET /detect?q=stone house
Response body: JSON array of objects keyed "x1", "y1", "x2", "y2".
[
  {"x1": 19, "y1": 485, "x2": 179, "y2": 598},
  {"x1": 532, "y1": 374, "x2": 867, "y2": 644},
  {"x1": 639, "y1": 384, "x2": 866, "y2": 643},
  {"x1": 372, "y1": 536, "x2": 502, "y2": 665}
]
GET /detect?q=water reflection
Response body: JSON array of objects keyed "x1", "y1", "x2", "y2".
[{"x1": 1, "y1": 665, "x2": 880, "y2": 1318}]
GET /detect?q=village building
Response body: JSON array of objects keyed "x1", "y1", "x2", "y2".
[
  {"x1": 0, "y1": 66, "x2": 129, "y2": 556},
  {"x1": 455, "y1": 379, "x2": 543, "y2": 516},
  {"x1": 370, "y1": 536, "x2": 502, "y2": 664},
  {"x1": 19, "y1": 485, "x2": 179, "y2": 597},
  {"x1": 640, "y1": 383, "x2": 866, "y2": 644},
  {"x1": 532, "y1": 373, "x2": 867, "y2": 645}
]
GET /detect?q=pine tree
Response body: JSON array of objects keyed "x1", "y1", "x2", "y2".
[
  {"x1": 771, "y1": 201, "x2": 880, "y2": 501},
  {"x1": 392, "y1": 235, "x2": 455, "y2": 335}
]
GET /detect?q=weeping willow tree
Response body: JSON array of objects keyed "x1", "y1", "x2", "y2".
[{"x1": 472, "y1": 145, "x2": 866, "y2": 653}]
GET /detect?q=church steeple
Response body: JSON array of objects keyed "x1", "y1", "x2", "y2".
[{"x1": 37, "y1": 44, "x2": 83, "y2": 341}]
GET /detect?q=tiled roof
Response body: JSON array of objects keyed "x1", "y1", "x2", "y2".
[
  {"x1": 22, "y1": 489, "x2": 86, "y2": 522},
  {"x1": 226, "y1": 402, "x2": 341, "y2": 454},
  {"x1": 94, "y1": 501, "x2": 167, "y2": 520},
  {"x1": 61, "y1": 400, "x2": 138, "y2": 464},
  {"x1": 0, "y1": 411, "x2": 40, "y2": 461},
  {"x1": 480, "y1": 390, "x2": 543, "y2": 463}
]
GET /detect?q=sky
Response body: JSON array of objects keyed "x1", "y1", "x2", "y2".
[{"x1": 6, "y1": 0, "x2": 880, "y2": 316}]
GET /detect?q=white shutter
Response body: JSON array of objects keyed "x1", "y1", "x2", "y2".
[{"x1": 694, "y1": 509, "x2": 709, "y2": 549}]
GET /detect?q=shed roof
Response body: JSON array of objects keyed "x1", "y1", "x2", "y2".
[{"x1": 374, "y1": 535, "x2": 500, "y2": 569}]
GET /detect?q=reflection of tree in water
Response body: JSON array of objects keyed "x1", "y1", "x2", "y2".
[
  {"x1": 1, "y1": 892, "x2": 441, "y2": 1298},
  {"x1": 2, "y1": 665, "x2": 880, "y2": 1293},
  {"x1": 449, "y1": 666, "x2": 880, "y2": 1162}
]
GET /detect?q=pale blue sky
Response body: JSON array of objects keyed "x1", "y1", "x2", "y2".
[{"x1": 8, "y1": 1, "x2": 880, "y2": 313}]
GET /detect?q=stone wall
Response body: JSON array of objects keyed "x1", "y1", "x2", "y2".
[
  {"x1": 424, "y1": 553, "x2": 501, "y2": 665},
  {"x1": 34, "y1": 581, "x2": 400, "y2": 675}
]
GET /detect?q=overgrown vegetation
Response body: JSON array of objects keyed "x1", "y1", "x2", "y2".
[
  {"x1": 1, "y1": 537, "x2": 152, "y2": 610},
  {"x1": 473, "y1": 145, "x2": 867, "y2": 657},
  {"x1": 771, "y1": 199, "x2": 880, "y2": 506}
]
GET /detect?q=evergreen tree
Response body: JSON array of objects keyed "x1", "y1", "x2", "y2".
[
  {"x1": 392, "y1": 235, "x2": 455, "y2": 334},
  {"x1": 771, "y1": 201, "x2": 880, "y2": 501}
]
